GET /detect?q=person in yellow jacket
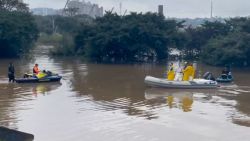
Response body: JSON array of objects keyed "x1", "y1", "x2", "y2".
[
  {"x1": 167, "y1": 63, "x2": 175, "y2": 81},
  {"x1": 182, "y1": 63, "x2": 194, "y2": 81}
]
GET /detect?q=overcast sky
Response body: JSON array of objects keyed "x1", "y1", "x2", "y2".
[{"x1": 24, "y1": 0, "x2": 250, "y2": 18}]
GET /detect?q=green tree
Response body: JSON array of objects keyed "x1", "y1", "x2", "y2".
[
  {"x1": 0, "y1": 1, "x2": 38, "y2": 58},
  {"x1": 75, "y1": 12, "x2": 181, "y2": 62},
  {"x1": 0, "y1": 0, "x2": 28, "y2": 12},
  {"x1": 201, "y1": 32, "x2": 250, "y2": 66},
  {"x1": 180, "y1": 20, "x2": 231, "y2": 59}
]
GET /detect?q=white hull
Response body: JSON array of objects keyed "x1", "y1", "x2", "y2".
[{"x1": 145, "y1": 76, "x2": 218, "y2": 89}]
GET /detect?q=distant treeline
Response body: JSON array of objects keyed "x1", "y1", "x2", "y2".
[
  {"x1": 37, "y1": 13, "x2": 250, "y2": 66},
  {"x1": 2, "y1": 1, "x2": 250, "y2": 66}
]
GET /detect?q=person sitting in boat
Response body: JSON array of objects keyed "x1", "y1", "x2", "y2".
[
  {"x1": 33, "y1": 64, "x2": 40, "y2": 75},
  {"x1": 167, "y1": 62, "x2": 175, "y2": 81},
  {"x1": 222, "y1": 67, "x2": 229, "y2": 75},
  {"x1": 182, "y1": 62, "x2": 194, "y2": 81},
  {"x1": 221, "y1": 66, "x2": 232, "y2": 79}
]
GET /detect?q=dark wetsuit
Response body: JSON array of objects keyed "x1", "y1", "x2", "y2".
[
  {"x1": 222, "y1": 70, "x2": 229, "y2": 75},
  {"x1": 8, "y1": 65, "x2": 15, "y2": 83}
]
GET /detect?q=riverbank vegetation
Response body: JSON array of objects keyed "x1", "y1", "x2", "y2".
[
  {"x1": 34, "y1": 15, "x2": 93, "y2": 56},
  {"x1": 35, "y1": 13, "x2": 250, "y2": 66},
  {"x1": 200, "y1": 18, "x2": 250, "y2": 66},
  {"x1": 75, "y1": 12, "x2": 181, "y2": 62},
  {"x1": 0, "y1": 0, "x2": 38, "y2": 57},
  {"x1": 1, "y1": 1, "x2": 250, "y2": 66}
]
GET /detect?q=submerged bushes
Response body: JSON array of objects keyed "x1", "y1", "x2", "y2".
[
  {"x1": 50, "y1": 33, "x2": 75, "y2": 56},
  {"x1": 75, "y1": 12, "x2": 181, "y2": 62},
  {"x1": 35, "y1": 12, "x2": 250, "y2": 66}
]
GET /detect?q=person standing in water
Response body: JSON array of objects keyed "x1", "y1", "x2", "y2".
[{"x1": 8, "y1": 63, "x2": 15, "y2": 83}]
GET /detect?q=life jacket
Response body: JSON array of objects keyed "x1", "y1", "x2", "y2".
[
  {"x1": 167, "y1": 66, "x2": 175, "y2": 81},
  {"x1": 33, "y1": 66, "x2": 40, "y2": 74}
]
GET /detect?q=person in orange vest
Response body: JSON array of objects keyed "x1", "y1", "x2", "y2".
[{"x1": 33, "y1": 64, "x2": 40, "y2": 74}]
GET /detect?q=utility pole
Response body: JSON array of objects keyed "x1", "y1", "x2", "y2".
[
  {"x1": 158, "y1": 5, "x2": 164, "y2": 16},
  {"x1": 119, "y1": 2, "x2": 122, "y2": 16},
  {"x1": 210, "y1": 0, "x2": 213, "y2": 18},
  {"x1": 52, "y1": 16, "x2": 55, "y2": 34}
]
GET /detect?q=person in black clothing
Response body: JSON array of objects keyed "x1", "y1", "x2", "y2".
[
  {"x1": 8, "y1": 63, "x2": 15, "y2": 83},
  {"x1": 221, "y1": 67, "x2": 230, "y2": 75},
  {"x1": 221, "y1": 66, "x2": 232, "y2": 79}
]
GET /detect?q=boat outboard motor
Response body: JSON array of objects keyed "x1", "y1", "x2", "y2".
[{"x1": 203, "y1": 72, "x2": 215, "y2": 81}]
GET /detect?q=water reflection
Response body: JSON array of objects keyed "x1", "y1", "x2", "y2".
[
  {"x1": 144, "y1": 87, "x2": 250, "y2": 128},
  {"x1": 20, "y1": 83, "x2": 62, "y2": 96},
  {"x1": 145, "y1": 88, "x2": 217, "y2": 112}
]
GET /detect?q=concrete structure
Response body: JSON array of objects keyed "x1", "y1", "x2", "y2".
[
  {"x1": 31, "y1": 0, "x2": 103, "y2": 18},
  {"x1": 66, "y1": 0, "x2": 103, "y2": 17},
  {"x1": 31, "y1": 8, "x2": 58, "y2": 16},
  {"x1": 158, "y1": 5, "x2": 164, "y2": 16}
]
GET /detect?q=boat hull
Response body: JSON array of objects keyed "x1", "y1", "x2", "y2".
[
  {"x1": 145, "y1": 76, "x2": 218, "y2": 89},
  {"x1": 15, "y1": 76, "x2": 62, "y2": 83},
  {"x1": 216, "y1": 78, "x2": 233, "y2": 83}
]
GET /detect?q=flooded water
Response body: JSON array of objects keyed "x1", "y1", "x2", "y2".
[{"x1": 1, "y1": 46, "x2": 250, "y2": 141}]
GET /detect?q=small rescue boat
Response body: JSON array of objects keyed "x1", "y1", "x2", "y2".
[
  {"x1": 15, "y1": 73, "x2": 62, "y2": 83},
  {"x1": 145, "y1": 76, "x2": 218, "y2": 89},
  {"x1": 216, "y1": 74, "x2": 233, "y2": 83}
]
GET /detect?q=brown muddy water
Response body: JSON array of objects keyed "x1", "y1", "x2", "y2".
[{"x1": 0, "y1": 46, "x2": 250, "y2": 141}]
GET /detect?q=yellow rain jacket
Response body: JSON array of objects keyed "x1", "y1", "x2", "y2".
[
  {"x1": 167, "y1": 66, "x2": 175, "y2": 81},
  {"x1": 182, "y1": 66, "x2": 194, "y2": 81}
]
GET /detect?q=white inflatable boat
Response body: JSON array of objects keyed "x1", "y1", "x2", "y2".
[{"x1": 145, "y1": 76, "x2": 218, "y2": 89}]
